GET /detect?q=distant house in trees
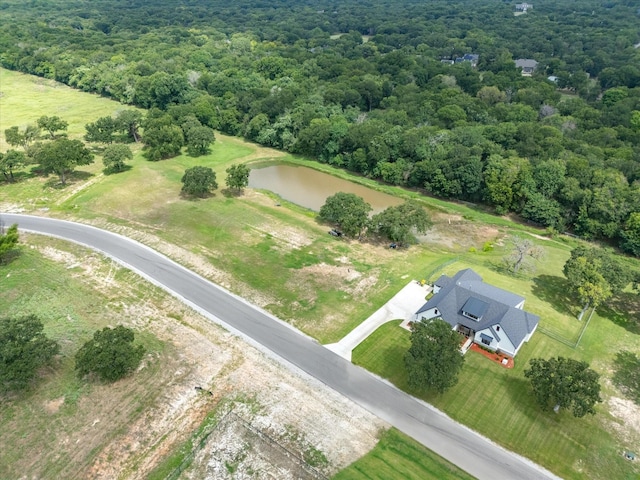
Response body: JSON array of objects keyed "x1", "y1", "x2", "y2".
[
  {"x1": 414, "y1": 269, "x2": 539, "y2": 357},
  {"x1": 515, "y1": 3, "x2": 533, "y2": 13},
  {"x1": 515, "y1": 59, "x2": 539, "y2": 76},
  {"x1": 455, "y1": 54, "x2": 479, "y2": 68}
]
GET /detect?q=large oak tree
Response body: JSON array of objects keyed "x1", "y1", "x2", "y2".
[
  {"x1": 405, "y1": 319, "x2": 464, "y2": 394},
  {"x1": 0, "y1": 314, "x2": 60, "y2": 393},
  {"x1": 319, "y1": 192, "x2": 372, "y2": 239},
  {"x1": 524, "y1": 357, "x2": 602, "y2": 418},
  {"x1": 32, "y1": 138, "x2": 94, "y2": 185},
  {"x1": 75, "y1": 325, "x2": 145, "y2": 382}
]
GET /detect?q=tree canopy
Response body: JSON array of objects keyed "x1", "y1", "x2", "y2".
[
  {"x1": 185, "y1": 125, "x2": 215, "y2": 156},
  {"x1": 405, "y1": 319, "x2": 464, "y2": 394},
  {"x1": 102, "y1": 144, "x2": 133, "y2": 173},
  {"x1": 371, "y1": 200, "x2": 432, "y2": 245},
  {"x1": 524, "y1": 357, "x2": 602, "y2": 418},
  {"x1": 225, "y1": 163, "x2": 250, "y2": 191},
  {"x1": 0, "y1": 150, "x2": 26, "y2": 182},
  {"x1": 75, "y1": 325, "x2": 145, "y2": 382},
  {"x1": 0, "y1": 314, "x2": 60, "y2": 393},
  {"x1": 318, "y1": 192, "x2": 372, "y2": 238},
  {"x1": 181, "y1": 166, "x2": 218, "y2": 197},
  {"x1": 503, "y1": 236, "x2": 544, "y2": 274},
  {"x1": 37, "y1": 115, "x2": 68, "y2": 139},
  {"x1": 563, "y1": 246, "x2": 632, "y2": 316},
  {"x1": 0, "y1": 223, "x2": 19, "y2": 263},
  {"x1": 4, "y1": 125, "x2": 39, "y2": 150},
  {"x1": 2, "y1": 0, "x2": 640, "y2": 254},
  {"x1": 85, "y1": 116, "x2": 118, "y2": 144},
  {"x1": 32, "y1": 138, "x2": 94, "y2": 184}
]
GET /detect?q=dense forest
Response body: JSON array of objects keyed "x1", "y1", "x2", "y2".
[{"x1": 2, "y1": 0, "x2": 640, "y2": 255}]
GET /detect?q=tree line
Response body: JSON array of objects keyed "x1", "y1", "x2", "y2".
[{"x1": 1, "y1": 0, "x2": 640, "y2": 254}]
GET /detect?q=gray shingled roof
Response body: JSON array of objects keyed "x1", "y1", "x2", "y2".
[
  {"x1": 515, "y1": 59, "x2": 538, "y2": 70},
  {"x1": 462, "y1": 297, "x2": 489, "y2": 318},
  {"x1": 417, "y1": 268, "x2": 539, "y2": 349}
]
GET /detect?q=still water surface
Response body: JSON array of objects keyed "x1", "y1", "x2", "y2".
[{"x1": 249, "y1": 165, "x2": 402, "y2": 213}]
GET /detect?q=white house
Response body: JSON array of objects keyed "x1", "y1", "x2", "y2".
[
  {"x1": 515, "y1": 3, "x2": 533, "y2": 12},
  {"x1": 415, "y1": 269, "x2": 539, "y2": 357}
]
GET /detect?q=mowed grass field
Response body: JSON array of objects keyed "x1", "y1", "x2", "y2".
[
  {"x1": 333, "y1": 428, "x2": 476, "y2": 480},
  {"x1": 2, "y1": 68, "x2": 640, "y2": 480},
  {"x1": 353, "y1": 260, "x2": 640, "y2": 479}
]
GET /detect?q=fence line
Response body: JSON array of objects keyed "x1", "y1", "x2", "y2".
[
  {"x1": 166, "y1": 408, "x2": 233, "y2": 480},
  {"x1": 537, "y1": 326, "x2": 577, "y2": 348},
  {"x1": 167, "y1": 408, "x2": 328, "y2": 480},
  {"x1": 537, "y1": 306, "x2": 595, "y2": 349},
  {"x1": 227, "y1": 412, "x2": 329, "y2": 480},
  {"x1": 424, "y1": 256, "x2": 460, "y2": 282}
]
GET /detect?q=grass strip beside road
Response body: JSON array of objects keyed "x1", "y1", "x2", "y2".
[
  {"x1": 333, "y1": 428, "x2": 476, "y2": 480},
  {"x1": 353, "y1": 318, "x2": 639, "y2": 480}
]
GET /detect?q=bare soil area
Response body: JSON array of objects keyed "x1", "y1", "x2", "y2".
[{"x1": 13, "y1": 239, "x2": 384, "y2": 479}]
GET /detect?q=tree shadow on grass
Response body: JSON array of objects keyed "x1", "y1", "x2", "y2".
[
  {"x1": 221, "y1": 188, "x2": 244, "y2": 198},
  {"x1": 179, "y1": 190, "x2": 216, "y2": 201},
  {"x1": 103, "y1": 164, "x2": 133, "y2": 176},
  {"x1": 597, "y1": 293, "x2": 640, "y2": 335},
  {"x1": 0, "y1": 248, "x2": 21, "y2": 266},
  {"x1": 531, "y1": 275, "x2": 576, "y2": 317},
  {"x1": 612, "y1": 351, "x2": 640, "y2": 405},
  {"x1": 0, "y1": 171, "x2": 35, "y2": 185},
  {"x1": 501, "y1": 375, "x2": 546, "y2": 421},
  {"x1": 43, "y1": 170, "x2": 94, "y2": 190}
]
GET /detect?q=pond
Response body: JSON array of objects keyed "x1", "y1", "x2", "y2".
[{"x1": 248, "y1": 165, "x2": 403, "y2": 213}]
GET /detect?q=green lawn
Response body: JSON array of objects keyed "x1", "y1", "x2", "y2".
[
  {"x1": 353, "y1": 310, "x2": 640, "y2": 480},
  {"x1": 333, "y1": 428, "x2": 476, "y2": 480}
]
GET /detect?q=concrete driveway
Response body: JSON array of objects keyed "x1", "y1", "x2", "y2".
[{"x1": 325, "y1": 281, "x2": 431, "y2": 361}]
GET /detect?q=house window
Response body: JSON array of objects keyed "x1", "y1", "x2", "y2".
[
  {"x1": 434, "y1": 309, "x2": 438, "y2": 315},
  {"x1": 480, "y1": 333, "x2": 493, "y2": 346},
  {"x1": 496, "y1": 326, "x2": 500, "y2": 332}
]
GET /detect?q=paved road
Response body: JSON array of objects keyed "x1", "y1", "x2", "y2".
[{"x1": 4, "y1": 214, "x2": 561, "y2": 480}]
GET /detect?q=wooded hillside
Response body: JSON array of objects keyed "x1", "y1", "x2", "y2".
[{"x1": 1, "y1": 0, "x2": 640, "y2": 254}]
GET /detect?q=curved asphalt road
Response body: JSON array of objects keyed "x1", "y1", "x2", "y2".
[{"x1": 4, "y1": 214, "x2": 561, "y2": 480}]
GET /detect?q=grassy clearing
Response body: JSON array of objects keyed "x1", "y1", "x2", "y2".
[
  {"x1": 353, "y1": 266, "x2": 640, "y2": 480},
  {"x1": 55, "y1": 136, "x2": 454, "y2": 342},
  {"x1": 0, "y1": 68, "x2": 134, "y2": 149},
  {"x1": 0, "y1": 236, "x2": 179, "y2": 479},
  {"x1": 0, "y1": 67, "x2": 143, "y2": 206},
  {"x1": 2, "y1": 69, "x2": 640, "y2": 479},
  {"x1": 333, "y1": 428, "x2": 476, "y2": 480}
]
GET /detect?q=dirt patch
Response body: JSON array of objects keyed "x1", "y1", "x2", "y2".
[
  {"x1": 251, "y1": 222, "x2": 314, "y2": 250},
  {"x1": 185, "y1": 406, "x2": 325, "y2": 479},
  {"x1": 607, "y1": 396, "x2": 640, "y2": 445},
  {"x1": 8, "y1": 237, "x2": 384, "y2": 479},
  {"x1": 43, "y1": 397, "x2": 65, "y2": 414},
  {"x1": 421, "y1": 215, "x2": 501, "y2": 250}
]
